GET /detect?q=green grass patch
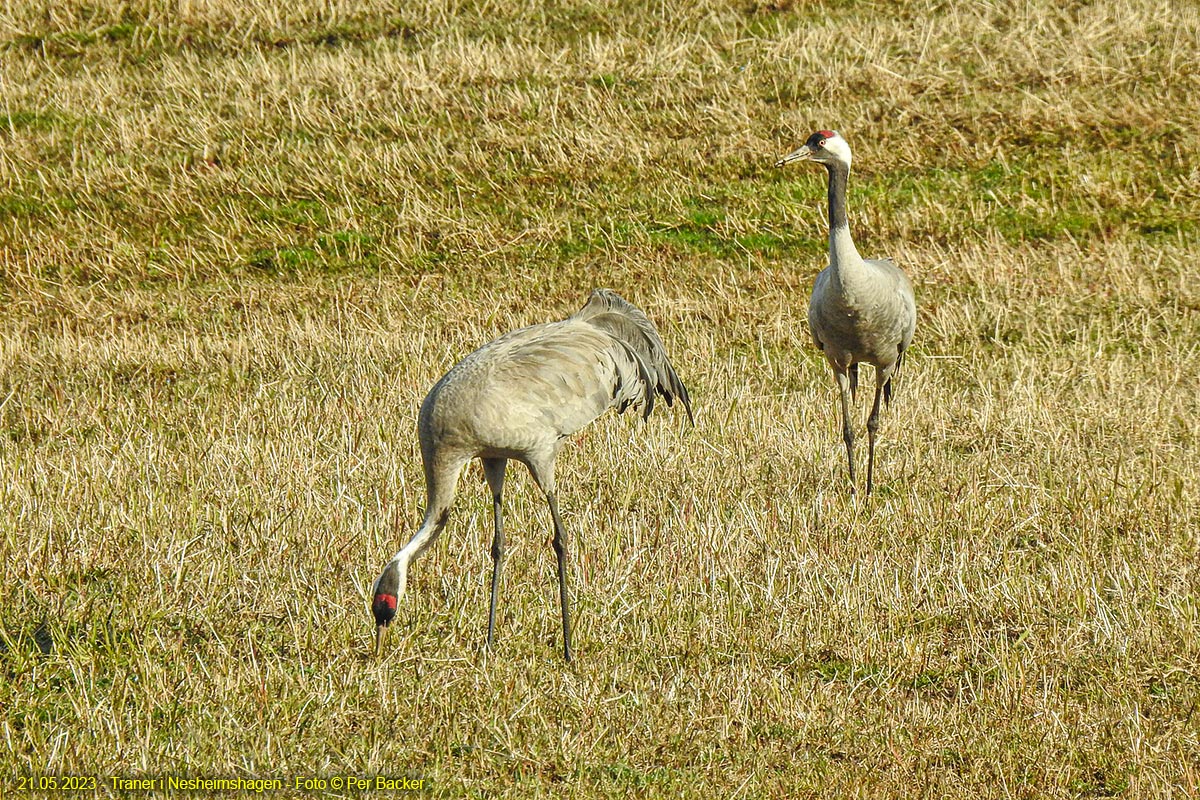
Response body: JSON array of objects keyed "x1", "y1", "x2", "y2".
[{"x1": 0, "y1": 109, "x2": 71, "y2": 132}]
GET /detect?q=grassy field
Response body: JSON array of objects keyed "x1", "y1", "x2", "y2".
[{"x1": 3, "y1": 0, "x2": 1199, "y2": 796}]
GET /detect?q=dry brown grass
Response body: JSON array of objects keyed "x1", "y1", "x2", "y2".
[{"x1": 2, "y1": 0, "x2": 1199, "y2": 796}]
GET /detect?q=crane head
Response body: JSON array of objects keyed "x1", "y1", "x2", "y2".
[
  {"x1": 371, "y1": 561, "x2": 404, "y2": 655},
  {"x1": 774, "y1": 130, "x2": 852, "y2": 170}
]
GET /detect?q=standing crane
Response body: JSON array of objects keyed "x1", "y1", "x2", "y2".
[
  {"x1": 776, "y1": 130, "x2": 916, "y2": 496},
  {"x1": 371, "y1": 289, "x2": 693, "y2": 661}
]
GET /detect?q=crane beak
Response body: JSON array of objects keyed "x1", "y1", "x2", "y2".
[
  {"x1": 374, "y1": 624, "x2": 387, "y2": 656},
  {"x1": 774, "y1": 145, "x2": 813, "y2": 167}
]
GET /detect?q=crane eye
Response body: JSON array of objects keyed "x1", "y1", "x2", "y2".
[{"x1": 818, "y1": 139, "x2": 826, "y2": 147}]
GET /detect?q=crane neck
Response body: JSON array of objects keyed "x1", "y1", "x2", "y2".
[
  {"x1": 827, "y1": 161, "x2": 850, "y2": 230},
  {"x1": 825, "y1": 162, "x2": 862, "y2": 269}
]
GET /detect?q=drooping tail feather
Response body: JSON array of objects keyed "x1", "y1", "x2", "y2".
[
  {"x1": 884, "y1": 348, "x2": 906, "y2": 408},
  {"x1": 572, "y1": 289, "x2": 694, "y2": 424}
]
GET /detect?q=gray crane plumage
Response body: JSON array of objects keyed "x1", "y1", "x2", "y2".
[
  {"x1": 776, "y1": 130, "x2": 916, "y2": 495},
  {"x1": 371, "y1": 289, "x2": 692, "y2": 661}
]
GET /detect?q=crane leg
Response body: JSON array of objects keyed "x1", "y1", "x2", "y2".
[
  {"x1": 835, "y1": 369, "x2": 856, "y2": 493},
  {"x1": 865, "y1": 378, "x2": 885, "y2": 496},
  {"x1": 482, "y1": 458, "x2": 508, "y2": 651},
  {"x1": 546, "y1": 492, "x2": 573, "y2": 663}
]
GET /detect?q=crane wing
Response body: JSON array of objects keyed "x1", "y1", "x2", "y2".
[
  {"x1": 570, "y1": 289, "x2": 694, "y2": 424},
  {"x1": 419, "y1": 291, "x2": 693, "y2": 460},
  {"x1": 462, "y1": 323, "x2": 658, "y2": 441}
]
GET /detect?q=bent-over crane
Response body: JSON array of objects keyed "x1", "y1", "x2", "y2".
[{"x1": 371, "y1": 289, "x2": 693, "y2": 661}]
